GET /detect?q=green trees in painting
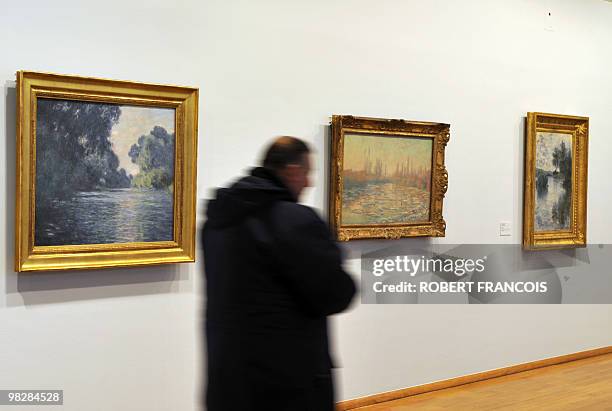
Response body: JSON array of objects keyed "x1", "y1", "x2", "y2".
[
  {"x1": 36, "y1": 99, "x2": 176, "y2": 204},
  {"x1": 536, "y1": 141, "x2": 572, "y2": 195},
  {"x1": 128, "y1": 126, "x2": 175, "y2": 190},
  {"x1": 554, "y1": 141, "x2": 572, "y2": 190},
  {"x1": 36, "y1": 99, "x2": 132, "y2": 202}
]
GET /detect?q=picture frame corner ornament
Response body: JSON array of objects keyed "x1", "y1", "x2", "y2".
[{"x1": 440, "y1": 128, "x2": 450, "y2": 144}]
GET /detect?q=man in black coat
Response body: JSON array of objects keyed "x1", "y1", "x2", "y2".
[{"x1": 203, "y1": 136, "x2": 356, "y2": 411}]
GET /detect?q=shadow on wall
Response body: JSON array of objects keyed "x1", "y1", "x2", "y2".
[
  {"x1": 309, "y1": 123, "x2": 331, "y2": 220},
  {"x1": 4, "y1": 83, "x2": 192, "y2": 307}
]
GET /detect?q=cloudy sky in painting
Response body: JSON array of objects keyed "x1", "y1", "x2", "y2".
[
  {"x1": 535, "y1": 132, "x2": 572, "y2": 172},
  {"x1": 343, "y1": 133, "x2": 433, "y2": 175},
  {"x1": 110, "y1": 106, "x2": 175, "y2": 176}
]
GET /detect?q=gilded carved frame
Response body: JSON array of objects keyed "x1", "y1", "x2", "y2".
[
  {"x1": 522, "y1": 112, "x2": 588, "y2": 250},
  {"x1": 329, "y1": 115, "x2": 449, "y2": 241},
  {"x1": 15, "y1": 71, "x2": 199, "y2": 271}
]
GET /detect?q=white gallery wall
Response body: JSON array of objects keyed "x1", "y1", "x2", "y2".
[{"x1": 1, "y1": 0, "x2": 611, "y2": 409}]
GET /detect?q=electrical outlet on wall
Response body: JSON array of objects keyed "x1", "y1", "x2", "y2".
[{"x1": 500, "y1": 221, "x2": 512, "y2": 237}]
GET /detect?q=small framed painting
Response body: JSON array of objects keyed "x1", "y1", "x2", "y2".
[
  {"x1": 15, "y1": 71, "x2": 199, "y2": 271},
  {"x1": 523, "y1": 112, "x2": 588, "y2": 250},
  {"x1": 329, "y1": 115, "x2": 449, "y2": 241}
]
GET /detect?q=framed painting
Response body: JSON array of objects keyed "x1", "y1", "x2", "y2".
[
  {"x1": 15, "y1": 71, "x2": 199, "y2": 271},
  {"x1": 523, "y1": 112, "x2": 588, "y2": 250},
  {"x1": 329, "y1": 115, "x2": 449, "y2": 241}
]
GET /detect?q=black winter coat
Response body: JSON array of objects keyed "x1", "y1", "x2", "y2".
[{"x1": 203, "y1": 167, "x2": 356, "y2": 411}]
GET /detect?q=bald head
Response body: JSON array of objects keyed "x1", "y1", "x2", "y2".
[
  {"x1": 261, "y1": 136, "x2": 312, "y2": 200},
  {"x1": 262, "y1": 136, "x2": 310, "y2": 171}
]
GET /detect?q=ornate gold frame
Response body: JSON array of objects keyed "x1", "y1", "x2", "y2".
[
  {"x1": 522, "y1": 112, "x2": 588, "y2": 250},
  {"x1": 329, "y1": 115, "x2": 449, "y2": 241},
  {"x1": 15, "y1": 71, "x2": 199, "y2": 271}
]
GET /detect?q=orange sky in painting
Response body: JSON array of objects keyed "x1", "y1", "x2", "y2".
[{"x1": 343, "y1": 133, "x2": 433, "y2": 174}]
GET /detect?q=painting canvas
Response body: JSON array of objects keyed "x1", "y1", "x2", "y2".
[
  {"x1": 330, "y1": 115, "x2": 449, "y2": 241},
  {"x1": 16, "y1": 71, "x2": 198, "y2": 272},
  {"x1": 523, "y1": 112, "x2": 588, "y2": 250},
  {"x1": 35, "y1": 99, "x2": 176, "y2": 246},
  {"x1": 534, "y1": 132, "x2": 572, "y2": 232},
  {"x1": 341, "y1": 133, "x2": 433, "y2": 225}
]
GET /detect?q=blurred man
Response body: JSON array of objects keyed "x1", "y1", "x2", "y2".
[{"x1": 203, "y1": 136, "x2": 356, "y2": 411}]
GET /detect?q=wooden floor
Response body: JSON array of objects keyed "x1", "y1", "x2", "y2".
[{"x1": 354, "y1": 353, "x2": 612, "y2": 411}]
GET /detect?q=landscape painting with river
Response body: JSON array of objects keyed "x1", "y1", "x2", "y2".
[
  {"x1": 341, "y1": 133, "x2": 433, "y2": 225},
  {"x1": 35, "y1": 98, "x2": 175, "y2": 246},
  {"x1": 534, "y1": 132, "x2": 573, "y2": 232}
]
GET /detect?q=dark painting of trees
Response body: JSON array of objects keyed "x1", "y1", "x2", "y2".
[{"x1": 35, "y1": 99, "x2": 176, "y2": 246}]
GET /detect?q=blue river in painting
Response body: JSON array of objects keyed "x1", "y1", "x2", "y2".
[{"x1": 35, "y1": 188, "x2": 174, "y2": 246}]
